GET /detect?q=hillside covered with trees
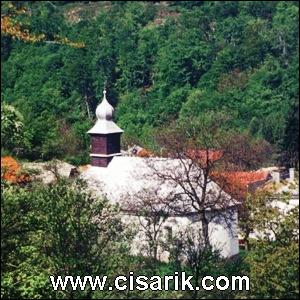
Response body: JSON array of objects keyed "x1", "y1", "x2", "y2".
[{"x1": 1, "y1": 1, "x2": 299, "y2": 167}]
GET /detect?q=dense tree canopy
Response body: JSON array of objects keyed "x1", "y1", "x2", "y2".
[{"x1": 1, "y1": 1, "x2": 299, "y2": 167}]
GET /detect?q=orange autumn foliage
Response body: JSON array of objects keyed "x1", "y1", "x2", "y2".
[
  {"x1": 136, "y1": 148, "x2": 154, "y2": 158},
  {"x1": 1, "y1": 2, "x2": 85, "y2": 48},
  {"x1": 1, "y1": 156, "x2": 30, "y2": 184},
  {"x1": 1, "y1": 15, "x2": 45, "y2": 43}
]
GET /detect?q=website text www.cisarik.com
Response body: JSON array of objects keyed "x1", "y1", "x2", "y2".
[{"x1": 50, "y1": 272, "x2": 250, "y2": 292}]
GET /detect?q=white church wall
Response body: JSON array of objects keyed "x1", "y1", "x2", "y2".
[
  {"x1": 208, "y1": 209, "x2": 239, "y2": 258},
  {"x1": 121, "y1": 208, "x2": 239, "y2": 262}
]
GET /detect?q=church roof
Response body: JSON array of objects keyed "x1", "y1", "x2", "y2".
[
  {"x1": 87, "y1": 89, "x2": 123, "y2": 134},
  {"x1": 80, "y1": 156, "x2": 238, "y2": 214}
]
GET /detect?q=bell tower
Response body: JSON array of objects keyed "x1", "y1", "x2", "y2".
[{"x1": 87, "y1": 89, "x2": 123, "y2": 167}]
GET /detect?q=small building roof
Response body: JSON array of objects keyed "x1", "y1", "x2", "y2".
[
  {"x1": 211, "y1": 170, "x2": 271, "y2": 200},
  {"x1": 87, "y1": 90, "x2": 123, "y2": 134},
  {"x1": 186, "y1": 149, "x2": 224, "y2": 166}
]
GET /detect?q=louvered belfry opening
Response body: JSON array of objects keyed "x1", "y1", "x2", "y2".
[{"x1": 87, "y1": 89, "x2": 123, "y2": 167}]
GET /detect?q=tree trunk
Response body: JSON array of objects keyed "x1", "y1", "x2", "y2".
[
  {"x1": 201, "y1": 212, "x2": 210, "y2": 248},
  {"x1": 244, "y1": 228, "x2": 251, "y2": 251},
  {"x1": 85, "y1": 93, "x2": 91, "y2": 119}
]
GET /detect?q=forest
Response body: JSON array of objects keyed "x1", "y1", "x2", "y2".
[
  {"x1": 1, "y1": 1, "x2": 299, "y2": 166},
  {"x1": 1, "y1": 1, "x2": 299, "y2": 299}
]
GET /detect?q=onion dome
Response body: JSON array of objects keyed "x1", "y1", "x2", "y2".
[
  {"x1": 87, "y1": 89, "x2": 123, "y2": 134},
  {"x1": 96, "y1": 90, "x2": 114, "y2": 121}
]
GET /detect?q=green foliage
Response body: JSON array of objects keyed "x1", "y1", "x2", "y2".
[
  {"x1": 239, "y1": 191, "x2": 299, "y2": 298},
  {"x1": 246, "y1": 241, "x2": 299, "y2": 299},
  {"x1": 1, "y1": 1, "x2": 298, "y2": 166},
  {"x1": 1, "y1": 102, "x2": 31, "y2": 155},
  {"x1": 1, "y1": 178, "x2": 131, "y2": 298}
]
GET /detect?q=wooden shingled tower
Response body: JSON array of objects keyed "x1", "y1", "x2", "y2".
[{"x1": 87, "y1": 89, "x2": 123, "y2": 167}]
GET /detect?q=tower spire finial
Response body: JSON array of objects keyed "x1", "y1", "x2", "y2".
[{"x1": 103, "y1": 80, "x2": 108, "y2": 98}]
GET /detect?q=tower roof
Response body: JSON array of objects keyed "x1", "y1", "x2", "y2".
[{"x1": 87, "y1": 89, "x2": 123, "y2": 134}]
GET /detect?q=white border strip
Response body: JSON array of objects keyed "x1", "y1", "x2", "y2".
[{"x1": 90, "y1": 153, "x2": 122, "y2": 158}]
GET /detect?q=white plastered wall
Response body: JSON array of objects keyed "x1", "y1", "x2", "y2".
[{"x1": 121, "y1": 208, "x2": 239, "y2": 261}]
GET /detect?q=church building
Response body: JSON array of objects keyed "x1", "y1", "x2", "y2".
[{"x1": 84, "y1": 90, "x2": 240, "y2": 260}]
